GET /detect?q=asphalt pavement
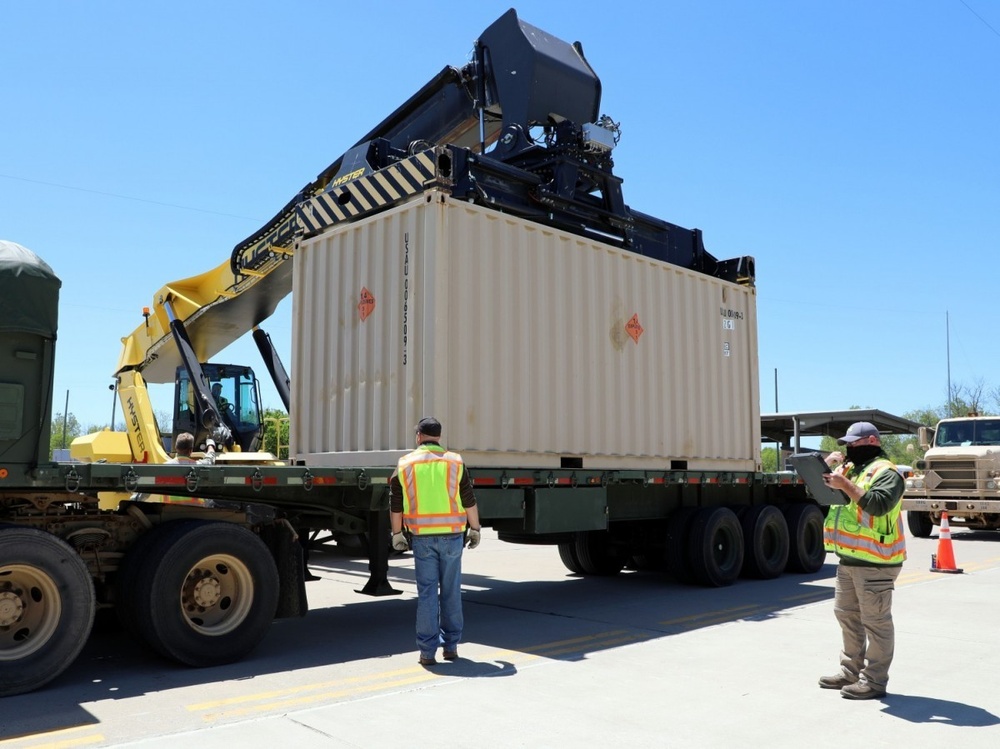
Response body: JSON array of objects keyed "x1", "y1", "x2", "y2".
[{"x1": 1, "y1": 526, "x2": 999, "y2": 748}]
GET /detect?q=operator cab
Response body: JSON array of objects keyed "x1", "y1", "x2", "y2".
[{"x1": 173, "y1": 363, "x2": 263, "y2": 453}]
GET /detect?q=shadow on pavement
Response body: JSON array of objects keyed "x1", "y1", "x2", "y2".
[{"x1": 882, "y1": 694, "x2": 1000, "y2": 727}]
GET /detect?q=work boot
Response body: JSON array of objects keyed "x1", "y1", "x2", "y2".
[
  {"x1": 818, "y1": 673, "x2": 857, "y2": 689},
  {"x1": 840, "y1": 681, "x2": 886, "y2": 700}
]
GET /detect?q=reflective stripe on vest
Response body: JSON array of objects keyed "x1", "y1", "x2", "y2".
[
  {"x1": 823, "y1": 458, "x2": 906, "y2": 563},
  {"x1": 398, "y1": 445, "x2": 466, "y2": 535}
]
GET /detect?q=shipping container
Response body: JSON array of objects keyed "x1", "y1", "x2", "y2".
[{"x1": 291, "y1": 191, "x2": 760, "y2": 472}]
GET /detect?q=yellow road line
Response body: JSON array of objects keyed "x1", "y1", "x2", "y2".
[
  {"x1": 0, "y1": 726, "x2": 104, "y2": 749},
  {"x1": 194, "y1": 630, "x2": 646, "y2": 721}
]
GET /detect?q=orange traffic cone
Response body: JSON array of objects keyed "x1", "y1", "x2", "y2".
[{"x1": 930, "y1": 511, "x2": 964, "y2": 574}]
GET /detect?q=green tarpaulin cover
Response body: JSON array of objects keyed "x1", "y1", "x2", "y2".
[{"x1": 0, "y1": 240, "x2": 61, "y2": 337}]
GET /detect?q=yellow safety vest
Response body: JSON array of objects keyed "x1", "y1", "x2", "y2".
[
  {"x1": 823, "y1": 458, "x2": 906, "y2": 564},
  {"x1": 398, "y1": 444, "x2": 467, "y2": 535}
]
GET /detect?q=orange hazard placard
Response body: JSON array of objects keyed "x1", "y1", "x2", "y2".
[
  {"x1": 358, "y1": 287, "x2": 376, "y2": 322},
  {"x1": 625, "y1": 313, "x2": 644, "y2": 344}
]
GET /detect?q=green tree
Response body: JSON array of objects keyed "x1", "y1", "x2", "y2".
[
  {"x1": 49, "y1": 412, "x2": 82, "y2": 457},
  {"x1": 761, "y1": 446, "x2": 778, "y2": 472},
  {"x1": 262, "y1": 408, "x2": 289, "y2": 460}
]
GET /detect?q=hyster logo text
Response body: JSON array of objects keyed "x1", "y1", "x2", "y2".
[{"x1": 127, "y1": 397, "x2": 145, "y2": 454}]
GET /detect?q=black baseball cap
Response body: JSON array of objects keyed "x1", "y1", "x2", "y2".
[
  {"x1": 836, "y1": 421, "x2": 879, "y2": 445},
  {"x1": 415, "y1": 417, "x2": 442, "y2": 437}
]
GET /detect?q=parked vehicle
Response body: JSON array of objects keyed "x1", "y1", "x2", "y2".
[{"x1": 903, "y1": 416, "x2": 1000, "y2": 537}]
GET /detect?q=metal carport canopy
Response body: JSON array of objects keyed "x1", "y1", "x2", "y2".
[{"x1": 761, "y1": 409, "x2": 924, "y2": 453}]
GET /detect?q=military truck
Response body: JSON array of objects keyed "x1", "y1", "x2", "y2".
[{"x1": 903, "y1": 415, "x2": 1000, "y2": 536}]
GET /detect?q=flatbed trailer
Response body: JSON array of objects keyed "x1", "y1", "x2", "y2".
[{"x1": 1, "y1": 456, "x2": 822, "y2": 696}]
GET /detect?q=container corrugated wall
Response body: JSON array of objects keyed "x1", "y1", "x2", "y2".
[{"x1": 291, "y1": 191, "x2": 759, "y2": 471}]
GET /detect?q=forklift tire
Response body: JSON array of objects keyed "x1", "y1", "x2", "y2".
[
  {"x1": 906, "y1": 510, "x2": 934, "y2": 539},
  {"x1": 0, "y1": 526, "x2": 96, "y2": 697},
  {"x1": 128, "y1": 520, "x2": 279, "y2": 666},
  {"x1": 739, "y1": 505, "x2": 790, "y2": 579},
  {"x1": 783, "y1": 503, "x2": 826, "y2": 574}
]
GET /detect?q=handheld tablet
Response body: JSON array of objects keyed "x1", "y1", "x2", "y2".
[{"x1": 788, "y1": 452, "x2": 850, "y2": 505}]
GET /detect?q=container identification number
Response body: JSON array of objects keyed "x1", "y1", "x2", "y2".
[{"x1": 402, "y1": 233, "x2": 410, "y2": 366}]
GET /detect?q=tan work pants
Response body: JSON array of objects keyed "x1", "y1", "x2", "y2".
[{"x1": 833, "y1": 563, "x2": 901, "y2": 690}]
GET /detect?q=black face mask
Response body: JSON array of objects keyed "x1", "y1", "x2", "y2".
[{"x1": 846, "y1": 444, "x2": 881, "y2": 466}]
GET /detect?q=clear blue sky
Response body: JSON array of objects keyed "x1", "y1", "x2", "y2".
[{"x1": 3, "y1": 1, "x2": 998, "y2": 430}]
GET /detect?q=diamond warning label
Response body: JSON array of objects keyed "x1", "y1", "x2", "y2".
[
  {"x1": 358, "y1": 287, "x2": 376, "y2": 322},
  {"x1": 625, "y1": 313, "x2": 644, "y2": 344}
]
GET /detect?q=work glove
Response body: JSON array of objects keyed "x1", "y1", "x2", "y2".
[
  {"x1": 211, "y1": 424, "x2": 234, "y2": 448},
  {"x1": 391, "y1": 531, "x2": 409, "y2": 552},
  {"x1": 465, "y1": 528, "x2": 481, "y2": 550},
  {"x1": 204, "y1": 438, "x2": 216, "y2": 450}
]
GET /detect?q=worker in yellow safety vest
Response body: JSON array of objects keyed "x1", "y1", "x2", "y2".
[
  {"x1": 818, "y1": 421, "x2": 905, "y2": 700},
  {"x1": 389, "y1": 417, "x2": 481, "y2": 666}
]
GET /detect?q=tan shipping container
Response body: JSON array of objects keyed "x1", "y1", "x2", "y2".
[{"x1": 290, "y1": 190, "x2": 760, "y2": 471}]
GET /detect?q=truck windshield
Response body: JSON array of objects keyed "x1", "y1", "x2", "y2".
[{"x1": 935, "y1": 420, "x2": 1000, "y2": 446}]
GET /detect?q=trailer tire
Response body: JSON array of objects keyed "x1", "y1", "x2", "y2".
[
  {"x1": 557, "y1": 542, "x2": 585, "y2": 574},
  {"x1": 573, "y1": 531, "x2": 627, "y2": 576},
  {"x1": 665, "y1": 508, "x2": 699, "y2": 583},
  {"x1": 687, "y1": 507, "x2": 744, "y2": 587},
  {"x1": 906, "y1": 510, "x2": 934, "y2": 539},
  {"x1": 783, "y1": 503, "x2": 826, "y2": 573},
  {"x1": 0, "y1": 527, "x2": 96, "y2": 697},
  {"x1": 739, "y1": 505, "x2": 790, "y2": 579},
  {"x1": 128, "y1": 521, "x2": 279, "y2": 666},
  {"x1": 116, "y1": 521, "x2": 181, "y2": 640}
]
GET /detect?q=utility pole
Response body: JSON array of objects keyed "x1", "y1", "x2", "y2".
[
  {"x1": 61, "y1": 390, "x2": 69, "y2": 449},
  {"x1": 946, "y1": 311, "x2": 952, "y2": 416}
]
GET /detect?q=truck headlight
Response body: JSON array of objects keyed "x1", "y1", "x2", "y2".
[{"x1": 989, "y1": 480, "x2": 998, "y2": 490}]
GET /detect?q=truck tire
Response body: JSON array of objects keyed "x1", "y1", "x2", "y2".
[
  {"x1": 906, "y1": 510, "x2": 934, "y2": 539},
  {"x1": 665, "y1": 507, "x2": 699, "y2": 583},
  {"x1": 557, "y1": 542, "x2": 585, "y2": 574},
  {"x1": 573, "y1": 531, "x2": 627, "y2": 576},
  {"x1": 0, "y1": 527, "x2": 96, "y2": 697},
  {"x1": 739, "y1": 505, "x2": 790, "y2": 579},
  {"x1": 687, "y1": 507, "x2": 744, "y2": 587},
  {"x1": 783, "y1": 503, "x2": 826, "y2": 573},
  {"x1": 126, "y1": 521, "x2": 280, "y2": 666},
  {"x1": 116, "y1": 520, "x2": 188, "y2": 640}
]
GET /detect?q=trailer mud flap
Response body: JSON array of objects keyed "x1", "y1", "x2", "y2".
[
  {"x1": 265, "y1": 522, "x2": 308, "y2": 619},
  {"x1": 528, "y1": 488, "x2": 607, "y2": 533}
]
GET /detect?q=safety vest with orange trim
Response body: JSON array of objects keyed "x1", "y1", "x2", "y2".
[
  {"x1": 398, "y1": 444, "x2": 468, "y2": 535},
  {"x1": 823, "y1": 458, "x2": 906, "y2": 564}
]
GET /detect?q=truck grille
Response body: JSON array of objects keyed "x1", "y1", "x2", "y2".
[{"x1": 926, "y1": 459, "x2": 978, "y2": 490}]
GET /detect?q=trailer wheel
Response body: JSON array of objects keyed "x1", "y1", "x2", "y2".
[
  {"x1": 116, "y1": 521, "x2": 174, "y2": 639},
  {"x1": 0, "y1": 527, "x2": 96, "y2": 697},
  {"x1": 665, "y1": 508, "x2": 699, "y2": 583},
  {"x1": 906, "y1": 510, "x2": 934, "y2": 539},
  {"x1": 573, "y1": 531, "x2": 627, "y2": 576},
  {"x1": 128, "y1": 521, "x2": 279, "y2": 666},
  {"x1": 739, "y1": 505, "x2": 790, "y2": 579},
  {"x1": 557, "y1": 542, "x2": 585, "y2": 574},
  {"x1": 783, "y1": 503, "x2": 826, "y2": 573},
  {"x1": 687, "y1": 507, "x2": 744, "y2": 587}
]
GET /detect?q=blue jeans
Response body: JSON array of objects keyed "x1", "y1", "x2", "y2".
[{"x1": 411, "y1": 533, "x2": 464, "y2": 657}]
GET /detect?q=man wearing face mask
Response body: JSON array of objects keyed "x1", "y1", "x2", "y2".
[{"x1": 819, "y1": 421, "x2": 906, "y2": 700}]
